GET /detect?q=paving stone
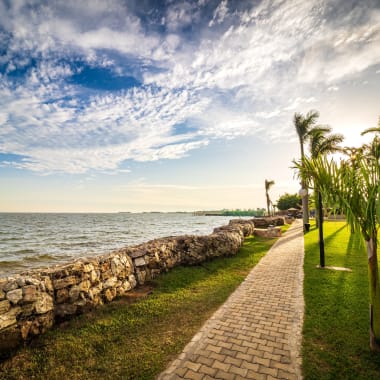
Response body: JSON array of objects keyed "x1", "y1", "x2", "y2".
[
  {"x1": 183, "y1": 369, "x2": 203, "y2": 380},
  {"x1": 199, "y1": 365, "x2": 217, "y2": 377},
  {"x1": 157, "y1": 221, "x2": 304, "y2": 380},
  {"x1": 212, "y1": 360, "x2": 230, "y2": 372},
  {"x1": 214, "y1": 369, "x2": 235, "y2": 380}
]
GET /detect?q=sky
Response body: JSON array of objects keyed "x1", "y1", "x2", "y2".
[{"x1": 0, "y1": 0, "x2": 379, "y2": 213}]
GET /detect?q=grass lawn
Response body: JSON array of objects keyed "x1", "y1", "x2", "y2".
[
  {"x1": 0, "y1": 229, "x2": 286, "y2": 380},
  {"x1": 303, "y1": 221, "x2": 380, "y2": 379}
]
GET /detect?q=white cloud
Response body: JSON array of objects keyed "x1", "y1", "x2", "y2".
[
  {"x1": 209, "y1": 0, "x2": 229, "y2": 27},
  {"x1": 283, "y1": 97, "x2": 317, "y2": 111},
  {"x1": 327, "y1": 86, "x2": 339, "y2": 92},
  {"x1": 165, "y1": 2, "x2": 200, "y2": 32},
  {"x1": 1, "y1": 0, "x2": 380, "y2": 175}
]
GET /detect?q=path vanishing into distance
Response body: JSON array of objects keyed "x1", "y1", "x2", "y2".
[{"x1": 158, "y1": 220, "x2": 305, "y2": 380}]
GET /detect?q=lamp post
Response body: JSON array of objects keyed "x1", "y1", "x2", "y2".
[
  {"x1": 298, "y1": 187, "x2": 310, "y2": 232},
  {"x1": 317, "y1": 190, "x2": 325, "y2": 267}
]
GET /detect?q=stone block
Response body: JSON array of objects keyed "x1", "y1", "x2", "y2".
[
  {"x1": 3, "y1": 281, "x2": 18, "y2": 292},
  {"x1": 103, "y1": 277, "x2": 118, "y2": 289},
  {"x1": 34, "y1": 293, "x2": 53, "y2": 314},
  {"x1": 24, "y1": 277, "x2": 41, "y2": 286},
  {"x1": 0, "y1": 300, "x2": 11, "y2": 314},
  {"x1": 136, "y1": 269, "x2": 146, "y2": 284},
  {"x1": 53, "y1": 276, "x2": 78, "y2": 290},
  {"x1": 134, "y1": 257, "x2": 146, "y2": 267},
  {"x1": 83, "y1": 263, "x2": 94, "y2": 273},
  {"x1": 128, "y1": 275, "x2": 137, "y2": 289},
  {"x1": 103, "y1": 288, "x2": 116, "y2": 302},
  {"x1": 88, "y1": 285, "x2": 102, "y2": 300},
  {"x1": 0, "y1": 307, "x2": 21, "y2": 330},
  {"x1": 89, "y1": 270, "x2": 98, "y2": 283},
  {"x1": 101, "y1": 269, "x2": 113, "y2": 280},
  {"x1": 6, "y1": 288, "x2": 23, "y2": 305},
  {"x1": 254, "y1": 227, "x2": 282, "y2": 238},
  {"x1": 20, "y1": 321, "x2": 33, "y2": 340},
  {"x1": 19, "y1": 303, "x2": 35, "y2": 318},
  {"x1": 42, "y1": 276, "x2": 54, "y2": 294},
  {"x1": 69, "y1": 286, "x2": 80, "y2": 302},
  {"x1": 22, "y1": 285, "x2": 38, "y2": 303},
  {"x1": 79, "y1": 280, "x2": 91, "y2": 292},
  {"x1": 56, "y1": 288, "x2": 69, "y2": 304}
]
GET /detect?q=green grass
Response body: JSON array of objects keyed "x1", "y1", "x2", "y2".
[
  {"x1": 0, "y1": 229, "x2": 287, "y2": 380},
  {"x1": 303, "y1": 221, "x2": 380, "y2": 380}
]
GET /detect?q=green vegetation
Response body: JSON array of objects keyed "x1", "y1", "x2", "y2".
[
  {"x1": 303, "y1": 221, "x2": 380, "y2": 379},
  {"x1": 298, "y1": 136, "x2": 380, "y2": 349},
  {"x1": 276, "y1": 192, "x2": 301, "y2": 210},
  {"x1": 220, "y1": 208, "x2": 266, "y2": 217},
  {"x1": 294, "y1": 113, "x2": 380, "y2": 350},
  {"x1": 0, "y1": 230, "x2": 286, "y2": 380},
  {"x1": 294, "y1": 110, "x2": 320, "y2": 226}
]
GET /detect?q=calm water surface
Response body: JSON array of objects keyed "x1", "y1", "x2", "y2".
[{"x1": 0, "y1": 213, "x2": 240, "y2": 277}]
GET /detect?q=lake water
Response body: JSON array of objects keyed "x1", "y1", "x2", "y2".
[{"x1": 0, "y1": 213, "x2": 240, "y2": 277}]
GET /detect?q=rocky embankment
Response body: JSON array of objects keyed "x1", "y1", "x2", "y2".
[{"x1": 0, "y1": 217, "x2": 284, "y2": 355}]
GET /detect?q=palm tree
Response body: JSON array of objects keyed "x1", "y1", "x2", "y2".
[
  {"x1": 308, "y1": 126, "x2": 344, "y2": 267},
  {"x1": 295, "y1": 127, "x2": 380, "y2": 351},
  {"x1": 265, "y1": 179, "x2": 275, "y2": 216},
  {"x1": 294, "y1": 110, "x2": 320, "y2": 230},
  {"x1": 360, "y1": 116, "x2": 380, "y2": 136}
]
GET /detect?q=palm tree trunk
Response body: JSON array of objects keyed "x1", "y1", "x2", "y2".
[
  {"x1": 365, "y1": 235, "x2": 380, "y2": 351},
  {"x1": 314, "y1": 191, "x2": 319, "y2": 229},
  {"x1": 300, "y1": 144, "x2": 310, "y2": 230},
  {"x1": 301, "y1": 189, "x2": 309, "y2": 227}
]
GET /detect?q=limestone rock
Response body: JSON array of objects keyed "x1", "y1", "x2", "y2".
[
  {"x1": 103, "y1": 277, "x2": 118, "y2": 289},
  {"x1": 6, "y1": 288, "x2": 23, "y2": 305},
  {"x1": 34, "y1": 293, "x2": 53, "y2": 314},
  {"x1": 56, "y1": 288, "x2": 69, "y2": 304},
  {"x1": 22, "y1": 285, "x2": 38, "y2": 303},
  {"x1": 103, "y1": 288, "x2": 116, "y2": 302},
  {"x1": 53, "y1": 276, "x2": 78, "y2": 290},
  {"x1": 19, "y1": 303, "x2": 35, "y2": 318},
  {"x1": 69, "y1": 286, "x2": 80, "y2": 302},
  {"x1": 79, "y1": 280, "x2": 91, "y2": 292},
  {"x1": 136, "y1": 269, "x2": 146, "y2": 285},
  {"x1": 0, "y1": 300, "x2": 11, "y2": 314},
  {"x1": 88, "y1": 285, "x2": 102, "y2": 300},
  {"x1": 83, "y1": 263, "x2": 94, "y2": 273},
  {"x1": 0, "y1": 307, "x2": 21, "y2": 329},
  {"x1": 24, "y1": 277, "x2": 41, "y2": 286},
  {"x1": 20, "y1": 321, "x2": 33, "y2": 340},
  {"x1": 134, "y1": 257, "x2": 146, "y2": 267},
  {"x1": 3, "y1": 280, "x2": 18, "y2": 292},
  {"x1": 128, "y1": 275, "x2": 137, "y2": 289}
]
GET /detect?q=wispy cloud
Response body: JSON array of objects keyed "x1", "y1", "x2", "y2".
[{"x1": 1, "y1": 0, "x2": 379, "y2": 174}]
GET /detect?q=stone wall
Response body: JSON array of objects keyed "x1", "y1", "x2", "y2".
[
  {"x1": 252, "y1": 217, "x2": 285, "y2": 228},
  {"x1": 0, "y1": 218, "x2": 260, "y2": 355}
]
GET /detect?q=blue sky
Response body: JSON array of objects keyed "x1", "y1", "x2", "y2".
[{"x1": 0, "y1": 0, "x2": 380, "y2": 212}]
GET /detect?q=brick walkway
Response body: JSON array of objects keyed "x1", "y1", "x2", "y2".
[{"x1": 157, "y1": 220, "x2": 304, "y2": 380}]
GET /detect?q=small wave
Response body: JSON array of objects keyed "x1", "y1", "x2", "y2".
[
  {"x1": 14, "y1": 249, "x2": 36, "y2": 255},
  {"x1": 22, "y1": 254, "x2": 57, "y2": 262},
  {"x1": 0, "y1": 260, "x2": 25, "y2": 267},
  {"x1": 0, "y1": 237, "x2": 21, "y2": 241}
]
